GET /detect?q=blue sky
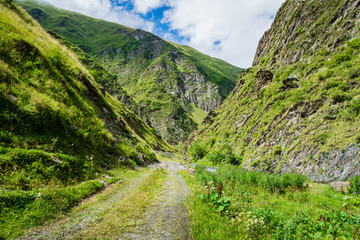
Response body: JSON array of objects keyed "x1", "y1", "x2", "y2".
[{"x1": 41, "y1": 0, "x2": 285, "y2": 67}]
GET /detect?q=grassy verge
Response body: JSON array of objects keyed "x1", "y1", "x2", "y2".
[
  {"x1": 181, "y1": 165, "x2": 360, "y2": 240},
  {"x1": 0, "y1": 179, "x2": 104, "y2": 239}
]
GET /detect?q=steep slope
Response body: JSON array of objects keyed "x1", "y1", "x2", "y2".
[
  {"x1": 18, "y1": 0, "x2": 243, "y2": 144},
  {"x1": 0, "y1": 0, "x2": 171, "y2": 192},
  {"x1": 187, "y1": 0, "x2": 360, "y2": 182}
]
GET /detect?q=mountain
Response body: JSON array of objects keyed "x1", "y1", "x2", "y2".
[
  {"x1": 186, "y1": 0, "x2": 360, "y2": 182},
  {"x1": 0, "y1": 0, "x2": 172, "y2": 194},
  {"x1": 18, "y1": 0, "x2": 243, "y2": 145}
]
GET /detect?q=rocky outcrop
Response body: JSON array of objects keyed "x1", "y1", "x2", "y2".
[
  {"x1": 253, "y1": 0, "x2": 360, "y2": 67},
  {"x1": 255, "y1": 70, "x2": 273, "y2": 90}
]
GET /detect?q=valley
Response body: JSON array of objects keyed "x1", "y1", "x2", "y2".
[
  {"x1": 1, "y1": 0, "x2": 360, "y2": 239},
  {"x1": 18, "y1": 0, "x2": 242, "y2": 145}
]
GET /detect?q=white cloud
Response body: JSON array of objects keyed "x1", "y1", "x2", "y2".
[
  {"x1": 42, "y1": 0, "x2": 154, "y2": 31},
  {"x1": 162, "y1": 0, "x2": 286, "y2": 67},
  {"x1": 132, "y1": 0, "x2": 167, "y2": 14}
]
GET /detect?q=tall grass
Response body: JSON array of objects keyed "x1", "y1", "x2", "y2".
[
  {"x1": 195, "y1": 165, "x2": 308, "y2": 193},
  {"x1": 182, "y1": 166, "x2": 360, "y2": 239}
]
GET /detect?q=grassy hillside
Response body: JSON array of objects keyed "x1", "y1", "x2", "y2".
[
  {"x1": 18, "y1": 0, "x2": 135, "y2": 54},
  {"x1": 0, "y1": 0, "x2": 172, "y2": 237},
  {"x1": 186, "y1": 0, "x2": 360, "y2": 182},
  {"x1": 17, "y1": 0, "x2": 243, "y2": 144}
]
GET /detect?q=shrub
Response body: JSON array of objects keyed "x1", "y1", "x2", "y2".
[
  {"x1": 350, "y1": 98, "x2": 360, "y2": 115},
  {"x1": 205, "y1": 144, "x2": 241, "y2": 165},
  {"x1": 312, "y1": 133, "x2": 329, "y2": 145},
  {"x1": 331, "y1": 90, "x2": 351, "y2": 104},
  {"x1": 188, "y1": 142, "x2": 206, "y2": 161},
  {"x1": 194, "y1": 165, "x2": 219, "y2": 186},
  {"x1": 324, "y1": 81, "x2": 349, "y2": 91},
  {"x1": 349, "y1": 175, "x2": 360, "y2": 195}
]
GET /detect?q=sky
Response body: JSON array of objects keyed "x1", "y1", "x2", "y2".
[{"x1": 40, "y1": 0, "x2": 285, "y2": 67}]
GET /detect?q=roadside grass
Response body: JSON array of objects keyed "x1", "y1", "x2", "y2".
[
  {"x1": 180, "y1": 165, "x2": 360, "y2": 240},
  {"x1": 73, "y1": 168, "x2": 168, "y2": 239},
  {"x1": 0, "y1": 179, "x2": 104, "y2": 239}
]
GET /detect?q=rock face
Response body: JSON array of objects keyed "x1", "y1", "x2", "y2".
[
  {"x1": 253, "y1": 0, "x2": 360, "y2": 67},
  {"x1": 187, "y1": 0, "x2": 360, "y2": 182},
  {"x1": 20, "y1": 0, "x2": 242, "y2": 145}
]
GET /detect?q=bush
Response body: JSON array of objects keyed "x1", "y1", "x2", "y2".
[
  {"x1": 188, "y1": 142, "x2": 206, "y2": 161},
  {"x1": 194, "y1": 165, "x2": 219, "y2": 186},
  {"x1": 331, "y1": 90, "x2": 351, "y2": 104},
  {"x1": 205, "y1": 144, "x2": 241, "y2": 165},
  {"x1": 324, "y1": 81, "x2": 349, "y2": 91},
  {"x1": 349, "y1": 175, "x2": 360, "y2": 195},
  {"x1": 312, "y1": 133, "x2": 329, "y2": 145}
]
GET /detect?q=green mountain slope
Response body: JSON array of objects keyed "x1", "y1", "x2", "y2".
[
  {"x1": 187, "y1": 0, "x2": 360, "y2": 182},
  {"x1": 0, "y1": 0, "x2": 170, "y2": 212},
  {"x1": 18, "y1": 0, "x2": 243, "y2": 144}
]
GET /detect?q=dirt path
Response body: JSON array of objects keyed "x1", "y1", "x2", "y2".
[
  {"x1": 19, "y1": 162, "x2": 192, "y2": 240},
  {"x1": 124, "y1": 162, "x2": 191, "y2": 239}
]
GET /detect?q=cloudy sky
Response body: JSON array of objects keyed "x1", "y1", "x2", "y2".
[{"x1": 41, "y1": 0, "x2": 285, "y2": 67}]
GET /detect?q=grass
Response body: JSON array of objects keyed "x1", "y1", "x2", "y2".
[
  {"x1": 190, "y1": 103, "x2": 208, "y2": 125},
  {"x1": 0, "y1": 179, "x2": 105, "y2": 239},
  {"x1": 180, "y1": 166, "x2": 360, "y2": 240}
]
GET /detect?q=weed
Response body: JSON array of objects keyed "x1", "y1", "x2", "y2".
[{"x1": 349, "y1": 175, "x2": 360, "y2": 195}]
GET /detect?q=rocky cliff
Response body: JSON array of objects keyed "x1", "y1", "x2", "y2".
[
  {"x1": 187, "y1": 0, "x2": 360, "y2": 182},
  {"x1": 19, "y1": 0, "x2": 242, "y2": 144}
]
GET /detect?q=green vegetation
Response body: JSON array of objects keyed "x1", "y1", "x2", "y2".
[
  {"x1": 181, "y1": 166, "x2": 360, "y2": 240},
  {"x1": 0, "y1": 180, "x2": 104, "y2": 239},
  {"x1": 188, "y1": 141, "x2": 207, "y2": 161},
  {"x1": 190, "y1": 103, "x2": 208, "y2": 124},
  {"x1": 349, "y1": 175, "x2": 360, "y2": 195}
]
